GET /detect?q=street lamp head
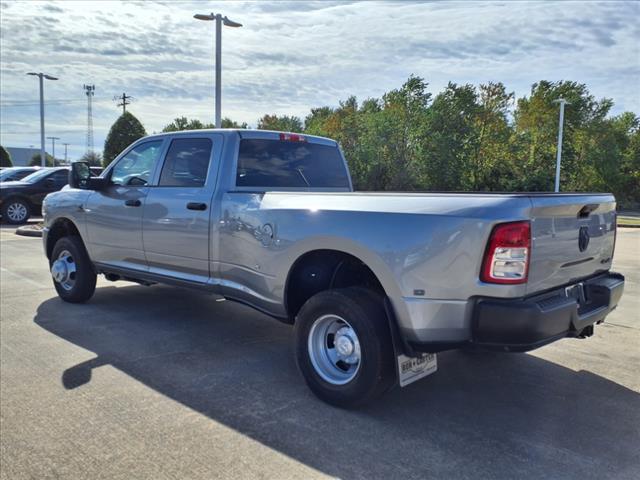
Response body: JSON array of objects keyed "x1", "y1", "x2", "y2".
[
  {"x1": 44, "y1": 75, "x2": 58, "y2": 81},
  {"x1": 27, "y1": 72, "x2": 39, "y2": 76},
  {"x1": 222, "y1": 16, "x2": 242, "y2": 27},
  {"x1": 194, "y1": 13, "x2": 214, "y2": 21},
  {"x1": 194, "y1": 13, "x2": 242, "y2": 27}
]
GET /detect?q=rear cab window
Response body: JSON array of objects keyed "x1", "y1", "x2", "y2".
[
  {"x1": 159, "y1": 138, "x2": 213, "y2": 187},
  {"x1": 236, "y1": 137, "x2": 350, "y2": 189}
]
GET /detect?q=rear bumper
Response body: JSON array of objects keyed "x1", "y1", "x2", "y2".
[
  {"x1": 469, "y1": 272, "x2": 625, "y2": 351},
  {"x1": 409, "y1": 272, "x2": 624, "y2": 353}
]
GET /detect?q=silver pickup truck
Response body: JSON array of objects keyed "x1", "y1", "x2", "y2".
[{"x1": 42, "y1": 129, "x2": 625, "y2": 407}]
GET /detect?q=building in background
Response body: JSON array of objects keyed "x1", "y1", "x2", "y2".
[{"x1": 4, "y1": 147, "x2": 50, "y2": 166}]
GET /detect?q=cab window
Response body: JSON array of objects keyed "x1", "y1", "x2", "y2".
[
  {"x1": 111, "y1": 141, "x2": 163, "y2": 186},
  {"x1": 236, "y1": 139, "x2": 350, "y2": 188},
  {"x1": 159, "y1": 138, "x2": 212, "y2": 187}
]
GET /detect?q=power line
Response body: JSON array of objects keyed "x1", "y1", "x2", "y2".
[
  {"x1": 113, "y1": 92, "x2": 133, "y2": 114},
  {"x1": 46, "y1": 136, "x2": 60, "y2": 165}
]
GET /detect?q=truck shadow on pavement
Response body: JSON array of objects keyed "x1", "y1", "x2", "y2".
[{"x1": 34, "y1": 284, "x2": 640, "y2": 480}]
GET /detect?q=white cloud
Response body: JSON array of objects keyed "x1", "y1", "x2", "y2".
[{"x1": 1, "y1": 0, "x2": 638, "y2": 161}]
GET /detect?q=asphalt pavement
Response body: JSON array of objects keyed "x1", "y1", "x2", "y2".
[{"x1": 1, "y1": 225, "x2": 638, "y2": 479}]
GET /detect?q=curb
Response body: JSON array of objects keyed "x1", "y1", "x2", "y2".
[
  {"x1": 619, "y1": 224, "x2": 640, "y2": 229},
  {"x1": 15, "y1": 226, "x2": 43, "y2": 238}
]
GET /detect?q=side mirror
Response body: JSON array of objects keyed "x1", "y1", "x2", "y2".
[
  {"x1": 70, "y1": 162, "x2": 106, "y2": 190},
  {"x1": 70, "y1": 162, "x2": 92, "y2": 189}
]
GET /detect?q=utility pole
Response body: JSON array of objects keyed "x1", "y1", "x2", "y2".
[
  {"x1": 47, "y1": 136, "x2": 60, "y2": 166},
  {"x1": 553, "y1": 98, "x2": 570, "y2": 192},
  {"x1": 113, "y1": 92, "x2": 133, "y2": 114},
  {"x1": 26, "y1": 72, "x2": 58, "y2": 167},
  {"x1": 63, "y1": 143, "x2": 70, "y2": 164},
  {"x1": 84, "y1": 84, "x2": 95, "y2": 153}
]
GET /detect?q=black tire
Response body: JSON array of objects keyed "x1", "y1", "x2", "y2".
[
  {"x1": 1, "y1": 197, "x2": 30, "y2": 225},
  {"x1": 50, "y1": 236, "x2": 97, "y2": 303},
  {"x1": 294, "y1": 287, "x2": 396, "y2": 408}
]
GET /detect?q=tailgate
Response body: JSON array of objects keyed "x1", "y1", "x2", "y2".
[{"x1": 527, "y1": 194, "x2": 617, "y2": 295}]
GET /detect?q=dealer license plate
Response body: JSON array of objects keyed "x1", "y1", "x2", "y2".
[{"x1": 397, "y1": 353, "x2": 437, "y2": 387}]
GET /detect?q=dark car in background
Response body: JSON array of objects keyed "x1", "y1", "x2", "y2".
[
  {"x1": 0, "y1": 167, "x2": 70, "y2": 224},
  {"x1": 0, "y1": 167, "x2": 40, "y2": 183}
]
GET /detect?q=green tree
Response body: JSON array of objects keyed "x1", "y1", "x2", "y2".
[
  {"x1": 469, "y1": 82, "x2": 516, "y2": 190},
  {"x1": 512, "y1": 81, "x2": 613, "y2": 191},
  {"x1": 29, "y1": 153, "x2": 54, "y2": 167},
  {"x1": 584, "y1": 112, "x2": 640, "y2": 208},
  {"x1": 221, "y1": 117, "x2": 248, "y2": 129},
  {"x1": 103, "y1": 111, "x2": 147, "y2": 167},
  {"x1": 257, "y1": 114, "x2": 303, "y2": 132},
  {"x1": 162, "y1": 116, "x2": 247, "y2": 132},
  {"x1": 304, "y1": 76, "x2": 433, "y2": 191},
  {"x1": 304, "y1": 107, "x2": 335, "y2": 136},
  {"x1": 421, "y1": 82, "x2": 480, "y2": 190},
  {"x1": 275, "y1": 76, "x2": 637, "y2": 202},
  {"x1": 0, "y1": 146, "x2": 12, "y2": 167},
  {"x1": 376, "y1": 76, "x2": 432, "y2": 190},
  {"x1": 162, "y1": 116, "x2": 210, "y2": 132},
  {"x1": 619, "y1": 117, "x2": 640, "y2": 207},
  {"x1": 79, "y1": 151, "x2": 103, "y2": 166}
]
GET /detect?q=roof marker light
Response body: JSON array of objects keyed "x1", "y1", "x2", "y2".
[{"x1": 279, "y1": 133, "x2": 306, "y2": 142}]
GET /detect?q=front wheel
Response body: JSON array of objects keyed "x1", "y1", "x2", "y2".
[
  {"x1": 50, "y1": 236, "x2": 97, "y2": 303},
  {"x1": 294, "y1": 287, "x2": 395, "y2": 408}
]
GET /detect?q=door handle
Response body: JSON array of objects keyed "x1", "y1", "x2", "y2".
[
  {"x1": 125, "y1": 199, "x2": 142, "y2": 207},
  {"x1": 187, "y1": 202, "x2": 207, "y2": 211}
]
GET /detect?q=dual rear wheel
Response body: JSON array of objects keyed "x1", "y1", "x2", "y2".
[{"x1": 294, "y1": 287, "x2": 396, "y2": 408}]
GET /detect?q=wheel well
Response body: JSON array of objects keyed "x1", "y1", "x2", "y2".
[
  {"x1": 46, "y1": 218, "x2": 81, "y2": 259},
  {"x1": 285, "y1": 249, "x2": 385, "y2": 321}
]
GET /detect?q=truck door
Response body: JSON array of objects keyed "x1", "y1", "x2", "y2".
[
  {"x1": 142, "y1": 134, "x2": 222, "y2": 284},
  {"x1": 84, "y1": 139, "x2": 165, "y2": 271}
]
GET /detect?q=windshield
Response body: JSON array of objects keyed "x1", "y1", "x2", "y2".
[{"x1": 20, "y1": 169, "x2": 54, "y2": 183}]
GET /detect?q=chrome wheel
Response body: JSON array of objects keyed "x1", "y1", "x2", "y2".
[
  {"x1": 51, "y1": 249, "x2": 77, "y2": 291},
  {"x1": 6, "y1": 202, "x2": 28, "y2": 223},
  {"x1": 308, "y1": 314, "x2": 361, "y2": 385}
]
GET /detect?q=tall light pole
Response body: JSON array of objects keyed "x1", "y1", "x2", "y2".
[
  {"x1": 26, "y1": 72, "x2": 58, "y2": 167},
  {"x1": 47, "y1": 136, "x2": 60, "y2": 166},
  {"x1": 553, "y1": 98, "x2": 570, "y2": 192},
  {"x1": 194, "y1": 12, "x2": 242, "y2": 128}
]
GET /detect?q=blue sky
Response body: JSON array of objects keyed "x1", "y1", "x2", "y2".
[{"x1": 1, "y1": 0, "x2": 638, "y2": 161}]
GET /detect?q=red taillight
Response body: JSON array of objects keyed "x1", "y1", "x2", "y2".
[
  {"x1": 481, "y1": 221, "x2": 531, "y2": 284},
  {"x1": 279, "y1": 133, "x2": 306, "y2": 142}
]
